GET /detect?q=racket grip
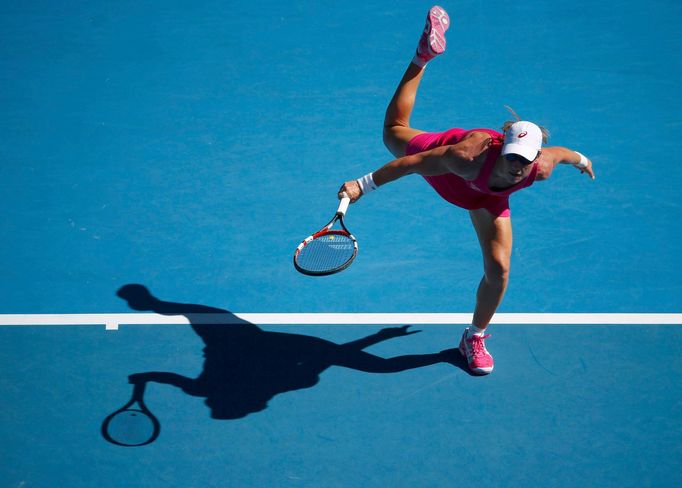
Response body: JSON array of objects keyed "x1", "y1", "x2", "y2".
[{"x1": 337, "y1": 195, "x2": 350, "y2": 216}]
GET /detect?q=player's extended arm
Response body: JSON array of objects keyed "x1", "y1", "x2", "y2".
[
  {"x1": 341, "y1": 326, "x2": 421, "y2": 350},
  {"x1": 339, "y1": 132, "x2": 493, "y2": 202},
  {"x1": 536, "y1": 146, "x2": 595, "y2": 181},
  {"x1": 128, "y1": 371, "x2": 196, "y2": 390}
]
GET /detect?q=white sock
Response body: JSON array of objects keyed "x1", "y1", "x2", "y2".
[
  {"x1": 468, "y1": 325, "x2": 486, "y2": 337},
  {"x1": 411, "y1": 54, "x2": 427, "y2": 68}
]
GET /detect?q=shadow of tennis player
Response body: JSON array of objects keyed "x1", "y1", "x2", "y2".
[{"x1": 115, "y1": 284, "x2": 470, "y2": 422}]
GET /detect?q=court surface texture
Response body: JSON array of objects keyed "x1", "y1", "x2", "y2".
[{"x1": 1, "y1": 1, "x2": 681, "y2": 487}]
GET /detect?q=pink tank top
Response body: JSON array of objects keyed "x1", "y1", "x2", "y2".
[{"x1": 405, "y1": 128, "x2": 538, "y2": 218}]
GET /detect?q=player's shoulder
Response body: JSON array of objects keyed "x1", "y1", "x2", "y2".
[
  {"x1": 452, "y1": 130, "x2": 498, "y2": 160},
  {"x1": 535, "y1": 149, "x2": 558, "y2": 180},
  {"x1": 463, "y1": 130, "x2": 492, "y2": 140},
  {"x1": 461, "y1": 129, "x2": 505, "y2": 152},
  {"x1": 458, "y1": 130, "x2": 496, "y2": 148},
  {"x1": 463, "y1": 127, "x2": 502, "y2": 139}
]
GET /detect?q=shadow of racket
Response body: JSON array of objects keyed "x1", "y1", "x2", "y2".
[{"x1": 101, "y1": 381, "x2": 160, "y2": 447}]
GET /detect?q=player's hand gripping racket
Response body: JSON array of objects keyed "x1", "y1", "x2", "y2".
[
  {"x1": 293, "y1": 194, "x2": 358, "y2": 276},
  {"x1": 101, "y1": 380, "x2": 160, "y2": 447}
]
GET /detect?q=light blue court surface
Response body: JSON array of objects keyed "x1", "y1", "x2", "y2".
[{"x1": 1, "y1": 0, "x2": 681, "y2": 487}]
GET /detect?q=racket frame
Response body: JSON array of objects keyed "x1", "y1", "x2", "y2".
[
  {"x1": 293, "y1": 196, "x2": 358, "y2": 276},
  {"x1": 101, "y1": 382, "x2": 161, "y2": 447}
]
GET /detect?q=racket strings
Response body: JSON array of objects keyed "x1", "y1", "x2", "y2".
[{"x1": 296, "y1": 233, "x2": 356, "y2": 274}]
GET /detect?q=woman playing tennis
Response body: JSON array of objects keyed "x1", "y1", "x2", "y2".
[{"x1": 338, "y1": 6, "x2": 595, "y2": 375}]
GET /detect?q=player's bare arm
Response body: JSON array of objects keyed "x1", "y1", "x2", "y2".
[
  {"x1": 536, "y1": 146, "x2": 595, "y2": 181},
  {"x1": 339, "y1": 131, "x2": 492, "y2": 202}
]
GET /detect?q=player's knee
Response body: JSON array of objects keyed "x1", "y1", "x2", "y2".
[
  {"x1": 484, "y1": 256, "x2": 510, "y2": 287},
  {"x1": 382, "y1": 127, "x2": 405, "y2": 158},
  {"x1": 382, "y1": 126, "x2": 396, "y2": 150}
]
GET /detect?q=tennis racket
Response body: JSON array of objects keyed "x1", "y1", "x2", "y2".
[
  {"x1": 293, "y1": 194, "x2": 358, "y2": 276},
  {"x1": 101, "y1": 382, "x2": 160, "y2": 447}
]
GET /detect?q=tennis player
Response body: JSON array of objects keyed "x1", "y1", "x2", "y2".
[{"x1": 338, "y1": 5, "x2": 595, "y2": 375}]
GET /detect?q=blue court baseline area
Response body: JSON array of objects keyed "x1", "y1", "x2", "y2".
[
  {"x1": 1, "y1": 0, "x2": 681, "y2": 487},
  {"x1": 2, "y1": 319, "x2": 681, "y2": 487}
]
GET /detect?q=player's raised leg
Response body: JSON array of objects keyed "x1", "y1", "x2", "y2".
[
  {"x1": 413, "y1": 5, "x2": 450, "y2": 68},
  {"x1": 383, "y1": 5, "x2": 450, "y2": 158},
  {"x1": 459, "y1": 209, "x2": 513, "y2": 375}
]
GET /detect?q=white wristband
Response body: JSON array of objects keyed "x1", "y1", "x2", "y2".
[
  {"x1": 574, "y1": 151, "x2": 588, "y2": 169},
  {"x1": 356, "y1": 172, "x2": 378, "y2": 195}
]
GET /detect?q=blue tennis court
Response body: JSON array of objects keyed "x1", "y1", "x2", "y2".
[{"x1": 1, "y1": 1, "x2": 681, "y2": 486}]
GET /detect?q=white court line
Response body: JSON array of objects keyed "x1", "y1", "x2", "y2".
[{"x1": 0, "y1": 313, "x2": 681, "y2": 331}]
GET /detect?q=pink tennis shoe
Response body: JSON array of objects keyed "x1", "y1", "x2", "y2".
[
  {"x1": 459, "y1": 329, "x2": 494, "y2": 375},
  {"x1": 414, "y1": 5, "x2": 450, "y2": 67}
]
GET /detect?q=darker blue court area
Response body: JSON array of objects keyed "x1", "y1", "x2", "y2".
[{"x1": 1, "y1": 0, "x2": 681, "y2": 487}]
